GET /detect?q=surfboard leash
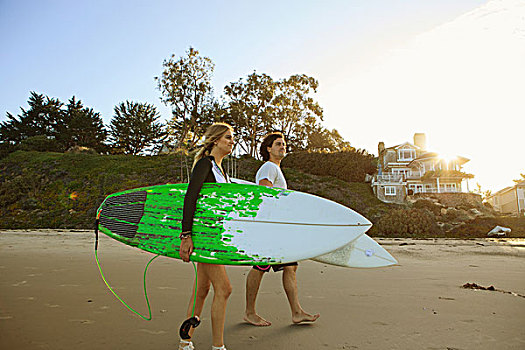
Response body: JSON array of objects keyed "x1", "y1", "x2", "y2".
[
  {"x1": 94, "y1": 218, "x2": 201, "y2": 333},
  {"x1": 94, "y1": 218, "x2": 159, "y2": 321},
  {"x1": 180, "y1": 260, "x2": 200, "y2": 339}
]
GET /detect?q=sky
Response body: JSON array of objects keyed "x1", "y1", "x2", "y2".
[{"x1": 1, "y1": 0, "x2": 523, "y2": 192}]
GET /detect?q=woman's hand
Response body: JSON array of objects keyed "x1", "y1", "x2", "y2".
[{"x1": 179, "y1": 237, "x2": 194, "y2": 262}]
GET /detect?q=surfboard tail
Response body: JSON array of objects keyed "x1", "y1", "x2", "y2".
[
  {"x1": 97, "y1": 191, "x2": 147, "y2": 243},
  {"x1": 312, "y1": 234, "x2": 398, "y2": 268}
]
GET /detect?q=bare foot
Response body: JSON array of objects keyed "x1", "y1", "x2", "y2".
[
  {"x1": 244, "y1": 312, "x2": 272, "y2": 326},
  {"x1": 292, "y1": 311, "x2": 320, "y2": 324}
]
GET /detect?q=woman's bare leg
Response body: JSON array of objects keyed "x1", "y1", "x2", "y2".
[
  {"x1": 202, "y1": 263, "x2": 232, "y2": 347},
  {"x1": 185, "y1": 262, "x2": 211, "y2": 339}
]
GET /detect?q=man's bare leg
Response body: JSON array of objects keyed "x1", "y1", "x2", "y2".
[
  {"x1": 282, "y1": 265, "x2": 320, "y2": 324},
  {"x1": 244, "y1": 268, "x2": 271, "y2": 326}
]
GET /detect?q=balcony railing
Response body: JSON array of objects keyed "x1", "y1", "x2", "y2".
[
  {"x1": 374, "y1": 174, "x2": 404, "y2": 183},
  {"x1": 410, "y1": 187, "x2": 461, "y2": 194}
]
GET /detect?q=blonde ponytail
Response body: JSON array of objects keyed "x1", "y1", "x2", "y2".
[{"x1": 192, "y1": 123, "x2": 233, "y2": 169}]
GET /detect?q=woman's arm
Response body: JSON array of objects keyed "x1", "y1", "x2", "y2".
[
  {"x1": 182, "y1": 158, "x2": 212, "y2": 233},
  {"x1": 180, "y1": 158, "x2": 212, "y2": 262}
]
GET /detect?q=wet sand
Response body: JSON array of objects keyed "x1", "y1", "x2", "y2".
[{"x1": 1, "y1": 230, "x2": 524, "y2": 350}]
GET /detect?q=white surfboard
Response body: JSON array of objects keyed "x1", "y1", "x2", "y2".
[
  {"x1": 220, "y1": 184, "x2": 373, "y2": 264},
  {"x1": 231, "y1": 178, "x2": 396, "y2": 267},
  {"x1": 312, "y1": 234, "x2": 398, "y2": 268}
]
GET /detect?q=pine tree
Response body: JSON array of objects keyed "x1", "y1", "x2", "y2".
[
  {"x1": 109, "y1": 101, "x2": 165, "y2": 155},
  {"x1": 55, "y1": 97, "x2": 107, "y2": 152}
]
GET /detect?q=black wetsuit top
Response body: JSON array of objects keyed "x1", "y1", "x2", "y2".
[{"x1": 182, "y1": 156, "x2": 228, "y2": 235}]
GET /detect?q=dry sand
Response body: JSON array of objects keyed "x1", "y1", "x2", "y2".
[{"x1": 1, "y1": 230, "x2": 524, "y2": 350}]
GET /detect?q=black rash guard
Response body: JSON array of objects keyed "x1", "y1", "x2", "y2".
[{"x1": 181, "y1": 156, "x2": 228, "y2": 235}]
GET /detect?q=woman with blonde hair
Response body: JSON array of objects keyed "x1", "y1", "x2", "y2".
[{"x1": 178, "y1": 122, "x2": 235, "y2": 350}]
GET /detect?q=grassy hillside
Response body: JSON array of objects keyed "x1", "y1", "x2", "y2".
[
  {"x1": 2, "y1": 151, "x2": 524, "y2": 237},
  {"x1": 0, "y1": 151, "x2": 185, "y2": 228},
  {"x1": 0, "y1": 151, "x2": 391, "y2": 230}
]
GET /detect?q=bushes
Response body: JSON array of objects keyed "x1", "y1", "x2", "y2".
[
  {"x1": 282, "y1": 150, "x2": 376, "y2": 183},
  {"x1": 373, "y1": 208, "x2": 441, "y2": 237},
  {"x1": 446, "y1": 217, "x2": 525, "y2": 238},
  {"x1": 0, "y1": 151, "x2": 187, "y2": 229},
  {"x1": 18, "y1": 135, "x2": 61, "y2": 152},
  {"x1": 0, "y1": 151, "x2": 392, "y2": 229},
  {"x1": 413, "y1": 199, "x2": 441, "y2": 216}
]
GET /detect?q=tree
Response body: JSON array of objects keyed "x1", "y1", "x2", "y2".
[
  {"x1": 306, "y1": 126, "x2": 353, "y2": 152},
  {"x1": 0, "y1": 92, "x2": 63, "y2": 146},
  {"x1": 55, "y1": 97, "x2": 107, "y2": 152},
  {"x1": 272, "y1": 74, "x2": 323, "y2": 151},
  {"x1": 224, "y1": 71, "x2": 276, "y2": 156},
  {"x1": 156, "y1": 47, "x2": 217, "y2": 149},
  {"x1": 223, "y1": 72, "x2": 326, "y2": 155},
  {"x1": 473, "y1": 183, "x2": 492, "y2": 200},
  {"x1": 513, "y1": 173, "x2": 525, "y2": 184},
  {"x1": 109, "y1": 101, "x2": 165, "y2": 155},
  {"x1": 1, "y1": 92, "x2": 108, "y2": 154}
]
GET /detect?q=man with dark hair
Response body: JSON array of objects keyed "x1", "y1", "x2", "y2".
[{"x1": 243, "y1": 132, "x2": 320, "y2": 326}]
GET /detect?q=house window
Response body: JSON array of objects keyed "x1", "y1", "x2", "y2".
[
  {"x1": 393, "y1": 169, "x2": 411, "y2": 177},
  {"x1": 398, "y1": 149, "x2": 415, "y2": 161},
  {"x1": 441, "y1": 183, "x2": 457, "y2": 192},
  {"x1": 385, "y1": 186, "x2": 396, "y2": 196}
]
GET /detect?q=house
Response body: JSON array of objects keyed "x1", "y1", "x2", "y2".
[
  {"x1": 486, "y1": 181, "x2": 525, "y2": 216},
  {"x1": 372, "y1": 133, "x2": 472, "y2": 203}
]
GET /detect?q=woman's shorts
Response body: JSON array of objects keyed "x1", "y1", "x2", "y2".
[{"x1": 252, "y1": 262, "x2": 298, "y2": 273}]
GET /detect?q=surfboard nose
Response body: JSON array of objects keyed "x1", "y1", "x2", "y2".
[{"x1": 98, "y1": 191, "x2": 147, "y2": 240}]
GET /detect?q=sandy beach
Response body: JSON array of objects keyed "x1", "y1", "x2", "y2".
[{"x1": 1, "y1": 230, "x2": 524, "y2": 350}]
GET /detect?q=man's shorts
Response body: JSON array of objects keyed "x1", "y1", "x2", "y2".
[{"x1": 252, "y1": 262, "x2": 298, "y2": 273}]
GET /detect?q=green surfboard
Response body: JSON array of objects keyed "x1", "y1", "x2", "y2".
[{"x1": 96, "y1": 183, "x2": 372, "y2": 265}]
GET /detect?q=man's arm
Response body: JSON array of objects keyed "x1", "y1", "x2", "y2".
[{"x1": 258, "y1": 178, "x2": 273, "y2": 187}]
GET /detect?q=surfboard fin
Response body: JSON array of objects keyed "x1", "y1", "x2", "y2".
[{"x1": 179, "y1": 316, "x2": 200, "y2": 340}]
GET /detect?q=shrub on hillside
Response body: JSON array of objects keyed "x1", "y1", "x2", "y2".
[
  {"x1": 282, "y1": 150, "x2": 376, "y2": 183},
  {"x1": 374, "y1": 208, "x2": 442, "y2": 237},
  {"x1": 18, "y1": 135, "x2": 61, "y2": 152},
  {"x1": 413, "y1": 199, "x2": 441, "y2": 216},
  {"x1": 66, "y1": 146, "x2": 97, "y2": 154},
  {"x1": 446, "y1": 217, "x2": 525, "y2": 238}
]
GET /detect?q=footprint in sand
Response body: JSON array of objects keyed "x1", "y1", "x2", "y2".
[
  {"x1": 139, "y1": 329, "x2": 167, "y2": 335},
  {"x1": 12, "y1": 281, "x2": 28, "y2": 287},
  {"x1": 69, "y1": 319, "x2": 95, "y2": 324}
]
